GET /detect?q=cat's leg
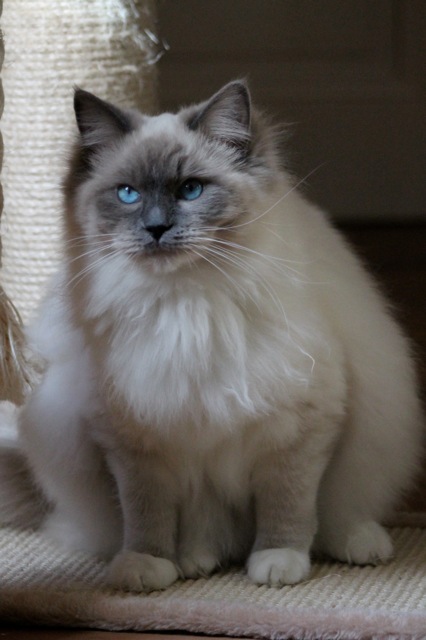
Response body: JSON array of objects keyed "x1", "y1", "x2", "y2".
[
  {"x1": 178, "y1": 482, "x2": 229, "y2": 579},
  {"x1": 316, "y1": 353, "x2": 423, "y2": 565},
  {"x1": 247, "y1": 424, "x2": 336, "y2": 587},
  {"x1": 106, "y1": 449, "x2": 180, "y2": 592},
  {"x1": 19, "y1": 358, "x2": 121, "y2": 557}
]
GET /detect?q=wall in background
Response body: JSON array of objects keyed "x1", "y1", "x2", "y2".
[{"x1": 157, "y1": 0, "x2": 426, "y2": 223}]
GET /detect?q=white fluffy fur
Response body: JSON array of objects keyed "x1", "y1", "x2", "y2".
[
  {"x1": 6, "y1": 83, "x2": 423, "y2": 592},
  {"x1": 19, "y1": 182, "x2": 422, "y2": 583}
]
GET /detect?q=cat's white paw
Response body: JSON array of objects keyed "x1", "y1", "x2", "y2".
[
  {"x1": 179, "y1": 550, "x2": 219, "y2": 579},
  {"x1": 107, "y1": 551, "x2": 179, "y2": 592},
  {"x1": 247, "y1": 548, "x2": 310, "y2": 586},
  {"x1": 345, "y1": 521, "x2": 393, "y2": 565},
  {"x1": 316, "y1": 520, "x2": 394, "y2": 565}
]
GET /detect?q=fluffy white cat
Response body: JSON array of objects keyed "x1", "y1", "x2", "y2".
[{"x1": 1, "y1": 80, "x2": 422, "y2": 592}]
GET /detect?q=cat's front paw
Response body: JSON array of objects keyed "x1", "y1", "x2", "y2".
[
  {"x1": 247, "y1": 548, "x2": 310, "y2": 586},
  {"x1": 345, "y1": 521, "x2": 393, "y2": 565},
  {"x1": 316, "y1": 520, "x2": 393, "y2": 565},
  {"x1": 179, "y1": 550, "x2": 219, "y2": 579},
  {"x1": 107, "y1": 550, "x2": 179, "y2": 592}
]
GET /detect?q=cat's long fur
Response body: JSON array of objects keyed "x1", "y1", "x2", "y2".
[{"x1": 1, "y1": 81, "x2": 423, "y2": 590}]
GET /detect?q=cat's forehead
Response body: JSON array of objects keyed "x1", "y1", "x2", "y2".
[
  {"x1": 106, "y1": 110, "x2": 232, "y2": 184},
  {"x1": 116, "y1": 112, "x2": 214, "y2": 182},
  {"x1": 131, "y1": 112, "x2": 192, "y2": 167},
  {"x1": 140, "y1": 113, "x2": 180, "y2": 138}
]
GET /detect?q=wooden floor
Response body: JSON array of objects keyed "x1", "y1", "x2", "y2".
[{"x1": 1, "y1": 223, "x2": 425, "y2": 638}]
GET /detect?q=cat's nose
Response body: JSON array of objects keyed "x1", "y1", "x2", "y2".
[
  {"x1": 143, "y1": 205, "x2": 173, "y2": 242},
  {"x1": 146, "y1": 224, "x2": 173, "y2": 242}
]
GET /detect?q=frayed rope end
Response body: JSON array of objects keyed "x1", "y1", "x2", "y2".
[{"x1": 0, "y1": 286, "x2": 34, "y2": 405}]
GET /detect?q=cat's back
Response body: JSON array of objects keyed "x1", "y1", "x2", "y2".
[
  {"x1": 275, "y1": 188, "x2": 417, "y2": 390},
  {"x1": 271, "y1": 186, "x2": 391, "y2": 315}
]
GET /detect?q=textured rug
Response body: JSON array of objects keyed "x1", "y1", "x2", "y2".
[{"x1": 1, "y1": 521, "x2": 426, "y2": 640}]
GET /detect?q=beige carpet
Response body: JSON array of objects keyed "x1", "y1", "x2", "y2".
[{"x1": 1, "y1": 520, "x2": 426, "y2": 640}]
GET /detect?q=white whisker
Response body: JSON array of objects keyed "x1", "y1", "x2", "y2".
[
  {"x1": 190, "y1": 248, "x2": 253, "y2": 303},
  {"x1": 67, "y1": 244, "x2": 114, "y2": 265},
  {"x1": 195, "y1": 236, "x2": 310, "y2": 284},
  {"x1": 197, "y1": 242, "x2": 289, "y2": 327},
  {"x1": 64, "y1": 233, "x2": 117, "y2": 247},
  {"x1": 196, "y1": 241, "x2": 316, "y2": 371},
  {"x1": 203, "y1": 164, "x2": 326, "y2": 234},
  {"x1": 67, "y1": 248, "x2": 120, "y2": 290},
  {"x1": 199, "y1": 246, "x2": 263, "y2": 311}
]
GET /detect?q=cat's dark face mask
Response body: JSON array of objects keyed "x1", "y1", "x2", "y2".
[{"x1": 65, "y1": 81, "x2": 279, "y2": 273}]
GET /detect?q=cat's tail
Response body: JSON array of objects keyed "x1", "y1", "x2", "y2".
[{"x1": 0, "y1": 428, "x2": 48, "y2": 530}]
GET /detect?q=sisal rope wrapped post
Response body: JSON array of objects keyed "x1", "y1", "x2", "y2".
[
  {"x1": 0, "y1": 0, "x2": 32, "y2": 404},
  {"x1": 1, "y1": 0, "x2": 159, "y2": 326}
]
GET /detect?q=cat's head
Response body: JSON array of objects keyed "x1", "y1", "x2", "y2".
[{"x1": 65, "y1": 80, "x2": 282, "y2": 275}]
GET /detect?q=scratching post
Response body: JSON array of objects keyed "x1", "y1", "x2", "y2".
[
  {"x1": 0, "y1": 0, "x2": 32, "y2": 404},
  {"x1": 1, "y1": 0, "x2": 159, "y2": 325}
]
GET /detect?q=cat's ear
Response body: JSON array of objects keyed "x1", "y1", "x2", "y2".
[
  {"x1": 188, "y1": 80, "x2": 251, "y2": 154},
  {"x1": 73, "y1": 88, "x2": 134, "y2": 148}
]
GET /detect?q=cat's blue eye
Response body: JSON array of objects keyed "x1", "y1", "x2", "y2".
[
  {"x1": 117, "y1": 185, "x2": 141, "y2": 205},
  {"x1": 177, "y1": 179, "x2": 203, "y2": 201}
]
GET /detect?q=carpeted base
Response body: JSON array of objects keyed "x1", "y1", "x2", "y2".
[{"x1": 1, "y1": 522, "x2": 426, "y2": 640}]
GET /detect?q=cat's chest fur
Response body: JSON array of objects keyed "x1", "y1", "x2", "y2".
[{"x1": 87, "y1": 271, "x2": 330, "y2": 441}]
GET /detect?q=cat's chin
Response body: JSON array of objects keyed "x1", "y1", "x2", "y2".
[{"x1": 140, "y1": 248, "x2": 198, "y2": 275}]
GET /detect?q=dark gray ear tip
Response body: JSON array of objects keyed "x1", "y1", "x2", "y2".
[
  {"x1": 73, "y1": 88, "x2": 101, "y2": 112},
  {"x1": 73, "y1": 86, "x2": 83, "y2": 109},
  {"x1": 73, "y1": 88, "x2": 95, "y2": 122},
  {"x1": 225, "y1": 78, "x2": 249, "y2": 90},
  {"x1": 72, "y1": 89, "x2": 134, "y2": 140},
  {"x1": 73, "y1": 89, "x2": 94, "y2": 133},
  {"x1": 224, "y1": 80, "x2": 251, "y2": 127},
  {"x1": 223, "y1": 80, "x2": 250, "y2": 102},
  {"x1": 186, "y1": 79, "x2": 252, "y2": 150},
  {"x1": 232, "y1": 79, "x2": 250, "y2": 92},
  {"x1": 74, "y1": 87, "x2": 88, "y2": 103}
]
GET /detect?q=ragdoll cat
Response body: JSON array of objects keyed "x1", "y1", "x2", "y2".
[{"x1": 1, "y1": 80, "x2": 423, "y2": 592}]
